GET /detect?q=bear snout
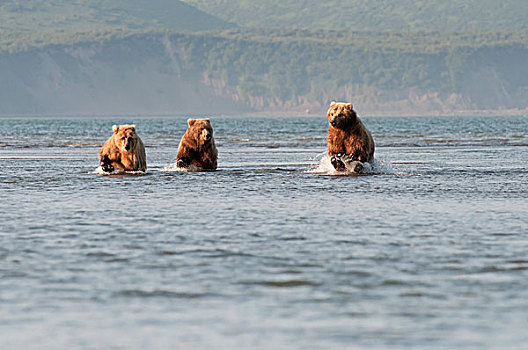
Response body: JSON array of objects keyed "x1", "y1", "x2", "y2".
[
  {"x1": 123, "y1": 137, "x2": 134, "y2": 152},
  {"x1": 330, "y1": 119, "x2": 339, "y2": 128},
  {"x1": 202, "y1": 130, "x2": 212, "y2": 142}
]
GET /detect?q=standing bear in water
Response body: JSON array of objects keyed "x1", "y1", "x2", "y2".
[
  {"x1": 99, "y1": 124, "x2": 147, "y2": 172},
  {"x1": 327, "y1": 102, "x2": 375, "y2": 172},
  {"x1": 176, "y1": 118, "x2": 218, "y2": 170}
]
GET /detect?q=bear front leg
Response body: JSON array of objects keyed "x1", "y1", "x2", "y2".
[
  {"x1": 330, "y1": 153, "x2": 346, "y2": 171},
  {"x1": 340, "y1": 154, "x2": 364, "y2": 173},
  {"x1": 100, "y1": 154, "x2": 115, "y2": 173},
  {"x1": 176, "y1": 156, "x2": 190, "y2": 168}
]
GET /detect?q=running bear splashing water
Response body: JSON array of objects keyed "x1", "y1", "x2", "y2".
[{"x1": 327, "y1": 102, "x2": 375, "y2": 173}]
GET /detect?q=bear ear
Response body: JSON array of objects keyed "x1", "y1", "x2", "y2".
[
  {"x1": 112, "y1": 125, "x2": 119, "y2": 133},
  {"x1": 330, "y1": 101, "x2": 336, "y2": 107},
  {"x1": 204, "y1": 118, "x2": 211, "y2": 123},
  {"x1": 346, "y1": 103, "x2": 353, "y2": 110},
  {"x1": 187, "y1": 119, "x2": 196, "y2": 127},
  {"x1": 130, "y1": 124, "x2": 136, "y2": 130}
]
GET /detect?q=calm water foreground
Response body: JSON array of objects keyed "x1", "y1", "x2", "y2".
[{"x1": 1, "y1": 115, "x2": 527, "y2": 349}]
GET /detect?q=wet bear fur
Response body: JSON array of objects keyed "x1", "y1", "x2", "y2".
[
  {"x1": 176, "y1": 118, "x2": 218, "y2": 170},
  {"x1": 99, "y1": 124, "x2": 147, "y2": 172},
  {"x1": 327, "y1": 102, "x2": 375, "y2": 172}
]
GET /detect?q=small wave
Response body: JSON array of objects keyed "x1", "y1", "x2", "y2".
[
  {"x1": 380, "y1": 138, "x2": 528, "y2": 148},
  {"x1": 65, "y1": 143, "x2": 102, "y2": 148},
  {"x1": 2, "y1": 142, "x2": 102, "y2": 149},
  {"x1": 306, "y1": 153, "x2": 393, "y2": 175},
  {"x1": 116, "y1": 289, "x2": 212, "y2": 299},
  {"x1": 231, "y1": 138, "x2": 251, "y2": 142},
  {"x1": 162, "y1": 163, "x2": 206, "y2": 172},
  {"x1": 240, "y1": 279, "x2": 321, "y2": 288}
]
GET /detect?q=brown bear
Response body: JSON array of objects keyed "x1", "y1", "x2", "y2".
[
  {"x1": 176, "y1": 118, "x2": 217, "y2": 170},
  {"x1": 99, "y1": 124, "x2": 147, "y2": 172},
  {"x1": 327, "y1": 102, "x2": 375, "y2": 172}
]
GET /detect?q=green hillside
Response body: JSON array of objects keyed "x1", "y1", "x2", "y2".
[
  {"x1": 0, "y1": 0, "x2": 234, "y2": 35},
  {"x1": 2, "y1": 29, "x2": 527, "y2": 114},
  {"x1": 1, "y1": 1, "x2": 527, "y2": 114},
  {"x1": 182, "y1": 0, "x2": 528, "y2": 31},
  {"x1": 176, "y1": 29, "x2": 528, "y2": 112}
]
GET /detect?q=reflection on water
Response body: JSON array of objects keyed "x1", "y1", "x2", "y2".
[{"x1": 0, "y1": 115, "x2": 527, "y2": 349}]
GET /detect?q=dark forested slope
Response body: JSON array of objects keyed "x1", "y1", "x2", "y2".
[
  {"x1": 2, "y1": 30, "x2": 527, "y2": 115},
  {"x1": 183, "y1": 0, "x2": 528, "y2": 32},
  {"x1": 0, "y1": 0, "x2": 234, "y2": 37},
  {"x1": 1, "y1": 1, "x2": 527, "y2": 114}
]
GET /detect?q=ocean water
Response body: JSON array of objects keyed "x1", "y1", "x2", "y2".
[{"x1": 1, "y1": 115, "x2": 527, "y2": 349}]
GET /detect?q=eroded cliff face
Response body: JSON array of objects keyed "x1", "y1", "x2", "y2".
[{"x1": 0, "y1": 36, "x2": 242, "y2": 115}]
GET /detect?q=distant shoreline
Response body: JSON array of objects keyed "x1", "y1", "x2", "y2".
[{"x1": 1, "y1": 108, "x2": 526, "y2": 119}]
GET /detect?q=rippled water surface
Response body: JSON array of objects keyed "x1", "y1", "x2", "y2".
[{"x1": 1, "y1": 115, "x2": 527, "y2": 349}]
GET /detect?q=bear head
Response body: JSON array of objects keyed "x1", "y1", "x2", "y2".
[
  {"x1": 327, "y1": 102, "x2": 357, "y2": 129},
  {"x1": 112, "y1": 124, "x2": 138, "y2": 153},
  {"x1": 187, "y1": 118, "x2": 214, "y2": 145}
]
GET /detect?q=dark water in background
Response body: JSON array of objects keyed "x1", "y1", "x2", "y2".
[{"x1": 1, "y1": 115, "x2": 527, "y2": 349}]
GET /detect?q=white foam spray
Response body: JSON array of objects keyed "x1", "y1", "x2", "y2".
[
  {"x1": 162, "y1": 163, "x2": 202, "y2": 172},
  {"x1": 306, "y1": 153, "x2": 393, "y2": 175},
  {"x1": 93, "y1": 166, "x2": 147, "y2": 176}
]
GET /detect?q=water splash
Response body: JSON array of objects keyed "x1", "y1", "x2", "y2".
[
  {"x1": 93, "y1": 166, "x2": 147, "y2": 176},
  {"x1": 307, "y1": 152, "x2": 393, "y2": 175},
  {"x1": 162, "y1": 163, "x2": 202, "y2": 172}
]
